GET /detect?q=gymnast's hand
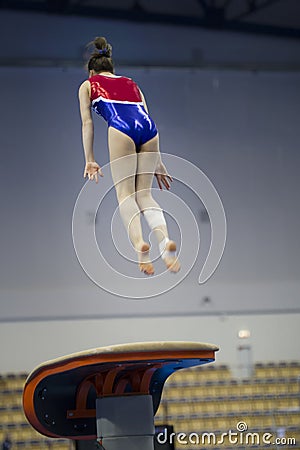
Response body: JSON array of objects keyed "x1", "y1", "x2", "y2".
[
  {"x1": 83, "y1": 161, "x2": 103, "y2": 183},
  {"x1": 155, "y1": 162, "x2": 173, "y2": 190}
]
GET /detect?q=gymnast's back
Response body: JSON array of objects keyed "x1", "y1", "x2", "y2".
[{"x1": 89, "y1": 74, "x2": 144, "y2": 120}]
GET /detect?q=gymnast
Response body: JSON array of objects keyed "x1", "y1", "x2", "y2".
[{"x1": 78, "y1": 37, "x2": 180, "y2": 275}]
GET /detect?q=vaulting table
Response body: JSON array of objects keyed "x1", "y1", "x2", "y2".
[{"x1": 23, "y1": 341, "x2": 219, "y2": 450}]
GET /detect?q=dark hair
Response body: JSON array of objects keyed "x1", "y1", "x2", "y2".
[{"x1": 87, "y1": 36, "x2": 114, "y2": 74}]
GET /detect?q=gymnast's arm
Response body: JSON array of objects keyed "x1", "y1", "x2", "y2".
[
  {"x1": 139, "y1": 88, "x2": 173, "y2": 190},
  {"x1": 78, "y1": 80, "x2": 103, "y2": 183}
]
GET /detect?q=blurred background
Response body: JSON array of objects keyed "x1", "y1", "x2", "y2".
[{"x1": 0, "y1": 0, "x2": 300, "y2": 448}]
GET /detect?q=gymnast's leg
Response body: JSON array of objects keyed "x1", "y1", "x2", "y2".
[
  {"x1": 108, "y1": 127, "x2": 154, "y2": 275},
  {"x1": 136, "y1": 134, "x2": 180, "y2": 273}
]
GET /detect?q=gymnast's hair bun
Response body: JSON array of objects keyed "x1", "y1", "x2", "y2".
[
  {"x1": 87, "y1": 36, "x2": 114, "y2": 73},
  {"x1": 93, "y1": 36, "x2": 112, "y2": 58}
]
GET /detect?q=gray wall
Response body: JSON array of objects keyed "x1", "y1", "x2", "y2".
[{"x1": 0, "y1": 10, "x2": 299, "y2": 371}]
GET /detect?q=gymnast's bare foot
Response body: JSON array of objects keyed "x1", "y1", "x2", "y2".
[
  {"x1": 162, "y1": 240, "x2": 181, "y2": 273},
  {"x1": 137, "y1": 242, "x2": 154, "y2": 275}
]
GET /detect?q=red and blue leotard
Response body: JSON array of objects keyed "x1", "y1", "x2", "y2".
[{"x1": 89, "y1": 74, "x2": 158, "y2": 147}]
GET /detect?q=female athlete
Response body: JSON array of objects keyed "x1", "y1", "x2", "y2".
[{"x1": 78, "y1": 37, "x2": 180, "y2": 275}]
